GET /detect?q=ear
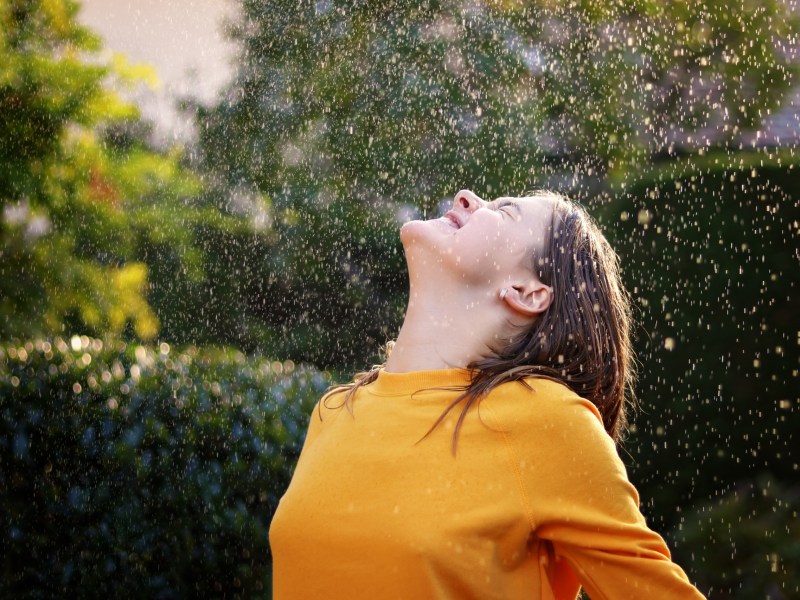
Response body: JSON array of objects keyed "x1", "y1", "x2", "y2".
[{"x1": 501, "y1": 280, "x2": 553, "y2": 317}]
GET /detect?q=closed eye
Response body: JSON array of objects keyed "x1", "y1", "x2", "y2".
[{"x1": 492, "y1": 201, "x2": 522, "y2": 220}]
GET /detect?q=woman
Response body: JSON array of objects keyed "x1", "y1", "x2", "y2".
[{"x1": 269, "y1": 189, "x2": 706, "y2": 599}]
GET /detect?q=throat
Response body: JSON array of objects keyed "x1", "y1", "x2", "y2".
[{"x1": 384, "y1": 293, "x2": 504, "y2": 373}]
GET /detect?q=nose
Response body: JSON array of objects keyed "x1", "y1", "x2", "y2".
[{"x1": 454, "y1": 189, "x2": 484, "y2": 212}]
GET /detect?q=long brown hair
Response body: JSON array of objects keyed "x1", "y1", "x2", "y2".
[{"x1": 324, "y1": 190, "x2": 637, "y2": 451}]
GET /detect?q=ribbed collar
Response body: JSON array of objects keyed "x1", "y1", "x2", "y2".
[{"x1": 369, "y1": 367, "x2": 474, "y2": 397}]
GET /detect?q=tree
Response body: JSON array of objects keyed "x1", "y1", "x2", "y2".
[
  {"x1": 196, "y1": 1, "x2": 800, "y2": 590},
  {"x1": 0, "y1": 0, "x2": 263, "y2": 347},
  {"x1": 197, "y1": 0, "x2": 798, "y2": 368}
]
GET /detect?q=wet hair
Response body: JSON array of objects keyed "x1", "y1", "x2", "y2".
[{"x1": 324, "y1": 190, "x2": 637, "y2": 451}]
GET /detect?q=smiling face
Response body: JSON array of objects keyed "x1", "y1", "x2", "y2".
[{"x1": 400, "y1": 189, "x2": 555, "y2": 287}]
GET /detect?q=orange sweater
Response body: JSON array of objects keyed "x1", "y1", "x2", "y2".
[{"x1": 269, "y1": 368, "x2": 706, "y2": 599}]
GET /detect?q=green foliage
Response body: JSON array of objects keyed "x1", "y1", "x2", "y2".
[
  {"x1": 0, "y1": 0, "x2": 250, "y2": 344},
  {"x1": 196, "y1": 0, "x2": 798, "y2": 368},
  {"x1": 1, "y1": 1, "x2": 797, "y2": 592},
  {"x1": 0, "y1": 336, "x2": 330, "y2": 598},
  {"x1": 670, "y1": 476, "x2": 800, "y2": 598},
  {"x1": 597, "y1": 158, "x2": 798, "y2": 513},
  {"x1": 0, "y1": 0, "x2": 306, "y2": 358},
  {"x1": 584, "y1": 157, "x2": 799, "y2": 595}
]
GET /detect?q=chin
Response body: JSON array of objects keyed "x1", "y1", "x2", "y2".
[
  {"x1": 401, "y1": 221, "x2": 467, "y2": 281},
  {"x1": 401, "y1": 218, "x2": 456, "y2": 245},
  {"x1": 399, "y1": 219, "x2": 430, "y2": 246}
]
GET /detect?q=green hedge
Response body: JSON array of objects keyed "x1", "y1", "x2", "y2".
[
  {"x1": 0, "y1": 337, "x2": 330, "y2": 599},
  {"x1": 669, "y1": 475, "x2": 800, "y2": 599}
]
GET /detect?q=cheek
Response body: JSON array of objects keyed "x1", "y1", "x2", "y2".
[
  {"x1": 467, "y1": 215, "x2": 504, "y2": 239},
  {"x1": 474, "y1": 223, "x2": 523, "y2": 253},
  {"x1": 502, "y1": 238, "x2": 527, "y2": 255},
  {"x1": 494, "y1": 237, "x2": 534, "y2": 274}
]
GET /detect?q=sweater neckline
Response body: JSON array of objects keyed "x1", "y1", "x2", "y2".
[{"x1": 370, "y1": 367, "x2": 474, "y2": 397}]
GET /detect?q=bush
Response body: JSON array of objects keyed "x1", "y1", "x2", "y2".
[
  {"x1": 0, "y1": 337, "x2": 330, "y2": 599},
  {"x1": 669, "y1": 475, "x2": 800, "y2": 599}
]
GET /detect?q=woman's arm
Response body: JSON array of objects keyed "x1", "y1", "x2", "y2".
[{"x1": 485, "y1": 381, "x2": 706, "y2": 599}]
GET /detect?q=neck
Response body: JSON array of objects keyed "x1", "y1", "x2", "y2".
[{"x1": 385, "y1": 276, "x2": 508, "y2": 373}]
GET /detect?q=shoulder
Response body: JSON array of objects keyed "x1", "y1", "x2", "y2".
[
  {"x1": 314, "y1": 386, "x2": 352, "y2": 420},
  {"x1": 480, "y1": 376, "x2": 616, "y2": 460},
  {"x1": 481, "y1": 376, "x2": 629, "y2": 493},
  {"x1": 482, "y1": 376, "x2": 605, "y2": 431},
  {"x1": 306, "y1": 386, "x2": 351, "y2": 430}
]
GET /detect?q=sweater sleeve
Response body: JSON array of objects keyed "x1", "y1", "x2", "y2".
[{"x1": 487, "y1": 382, "x2": 706, "y2": 600}]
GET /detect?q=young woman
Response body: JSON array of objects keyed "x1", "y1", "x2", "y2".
[{"x1": 269, "y1": 189, "x2": 706, "y2": 599}]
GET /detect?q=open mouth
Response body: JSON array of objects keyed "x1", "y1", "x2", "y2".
[{"x1": 443, "y1": 211, "x2": 462, "y2": 229}]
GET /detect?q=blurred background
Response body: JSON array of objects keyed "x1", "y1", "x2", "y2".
[{"x1": 1, "y1": 0, "x2": 798, "y2": 597}]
